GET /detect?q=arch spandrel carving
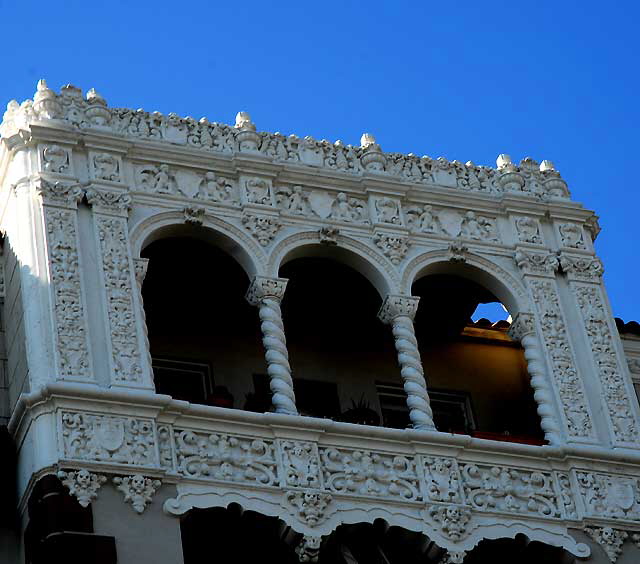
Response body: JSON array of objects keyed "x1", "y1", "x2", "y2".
[
  {"x1": 268, "y1": 231, "x2": 400, "y2": 298},
  {"x1": 401, "y1": 249, "x2": 529, "y2": 315},
  {"x1": 128, "y1": 210, "x2": 267, "y2": 279}
]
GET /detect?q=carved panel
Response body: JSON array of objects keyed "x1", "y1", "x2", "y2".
[
  {"x1": 279, "y1": 440, "x2": 322, "y2": 489},
  {"x1": 60, "y1": 411, "x2": 157, "y2": 466},
  {"x1": 90, "y1": 152, "x2": 121, "y2": 182},
  {"x1": 41, "y1": 144, "x2": 71, "y2": 174},
  {"x1": 577, "y1": 471, "x2": 640, "y2": 520},
  {"x1": 574, "y1": 285, "x2": 640, "y2": 444},
  {"x1": 461, "y1": 463, "x2": 561, "y2": 517},
  {"x1": 95, "y1": 216, "x2": 143, "y2": 384},
  {"x1": 319, "y1": 447, "x2": 421, "y2": 501},
  {"x1": 421, "y1": 456, "x2": 463, "y2": 503},
  {"x1": 173, "y1": 429, "x2": 278, "y2": 486},
  {"x1": 529, "y1": 279, "x2": 594, "y2": 439},
  {"x1": 45, "y1": 208, "x2": 91, "y2": 379}
]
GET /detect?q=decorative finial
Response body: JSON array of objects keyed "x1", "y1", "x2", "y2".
[
  {"x1": 86, "y1": 88, "x2": 107, "y2": 106},
  {"x1": 359, "y1": 133, "x2": 385, "y2": 172},
  {"x1": 360, "y1": 133, "x2": 377, "y2": 148},
  {"x1": 33, "y1": 79, "x2": 62, "y2": 120},
  {"x1": 540, "y1": 160, "x2": 556, "y2": 172},
  {"x1": 235, "y1": 111, "x2": 255, "y2": 130},
  {"x1": 235, "y1": 111, "x2": 259, "y2": 151},
  {"x1": 496, "y1": 154, "x2": 512, "y2": 169}
]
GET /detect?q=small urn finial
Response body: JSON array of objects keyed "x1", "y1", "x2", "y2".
[
  {"x1": 540, "y1": 160, "x2": 556, "y2": 172},
  {"x1": 235, "y1": 111, "x2": 260, "y2": 152},
  {"x1": 359, "y1": 132, "x2": 385, "y2": 172},
  {"x1": 33, "y1": 79, "x2": 62, "y2": 120}
]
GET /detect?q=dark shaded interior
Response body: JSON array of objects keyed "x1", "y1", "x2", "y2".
[
  {"x1": 180, "y1": 508, "x2": 576, "y2": 564},
  {"x1": 141, "y1": 236, "x2": 543, "y2": 443},
  {"x1": 412, "y1": 274, "x2": 543, "y2": 442}
]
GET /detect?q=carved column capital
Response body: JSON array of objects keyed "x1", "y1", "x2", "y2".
[
  {"x1": 133, "y1": 257, "x2": 150, "y2": 288},
  {"x1": 35, "y1": 177, "x2": 83, "y2": 208},
  {"x1": 246, "y1": 276, "x2": 288, "y2": 305},
  {"x1": 514, "y1": 248, "x2": 559, "y2": 277},
  {"x1": 85, "y1": 186, "x2": 132, "y2": 216},
  {"x1": 558, "y1": 253, "x2": 604, "y2": 282},
  {"x1": 378, "y1": 294, "x2": 420, "y2": 323},
  {"x1": 507, "y1": 312, "x2": 536, "y2": 341}
]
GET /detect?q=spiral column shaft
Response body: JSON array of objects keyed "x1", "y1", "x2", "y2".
[
  {"x1": 509, "y1": 313, "x2": 563, "y2": 445},
  {"x1": 246, "y1": 276, "x2": 298, "y2": 415},
  {"x1": 379, "y1": 295, "x2": 435, "y2": 430}
]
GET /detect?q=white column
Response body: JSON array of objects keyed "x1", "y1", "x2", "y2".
[
  {"x1": 378, "y1": 295, "x2": 435, "y2": 431},
  {"x1": 508, "y1": 313, "x2": 563, "y2": 445},
  {"x1": 246, "y1": 276, "x2": 297, "y2": 415}
]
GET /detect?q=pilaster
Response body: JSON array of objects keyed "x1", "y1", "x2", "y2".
[
  {"x1": 85, "y1": 185, "x2": 154, "y2": 390},
  {"x1": 560, "y1": 252, "x2": 640, "y2": 447},
  {"x1": 514, "y1": 247, "x2": 598, "y2": 445}
]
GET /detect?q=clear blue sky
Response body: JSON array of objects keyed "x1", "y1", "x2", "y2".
[{"x1": 2, "y1": 1, "x2": 638, "y2": 320}]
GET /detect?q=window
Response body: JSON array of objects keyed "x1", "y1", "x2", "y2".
[{"x1": 152, "y1": 358, "x2": 212, "y2": 404}]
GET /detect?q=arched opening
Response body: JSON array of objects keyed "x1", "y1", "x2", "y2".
[
  {"x1": 278, "y1": 256, "x2": 399, "y2": 425},
  {"x1": 410, "y1": 273, "x2": 544, "y2": 444},
  {"x1": 180, "y1": 506, "x2": 300, "y2": 564},
  {"x1": 464, "y1": 536, "x2": 576, "y2": 564},
  {"x1": 141, "y1": 230, "x2": 265, "y2": 409}
]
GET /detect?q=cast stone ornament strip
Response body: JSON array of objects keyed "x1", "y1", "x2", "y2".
[
  {"x1": 61, "y1": 411, "x2": 157, "y2": 465},
  {"x1": 95, "y1": 215, "x2": 144, "y2": 384},
  {"x1": 319, "y1": 447, "x2": 422, "y2": 501},
  {"x1": 174, "y1": 428, "x2": 278, "y2": 485},
  {"x1": 113, "y1": 474, "x2": 162, "y2": 514},
  {"x1": 246, "y1": 276, "x2": 297, "y2": 415},
  {"x1": 44, "y1": 205, "x2": 92, "y2": 380},
  {"x1": 378, "y1": 295, "x2": 436, "y2": 430},
  {"x1": 157, "y1": 425, "x2": 175, "y2": 470},
  {"x1": 584, "y1": 526, "x2": 628, "y2": 563},
  {"x1": 555, "y1": 472, "x2": 578, "y2": 519},
  {"x1": 528, "y1": 279, "x2": 595, "y2": 439},
  {"x1": 508, "y1": 313, "x2": 563, "y2": 445},
  {"x1": 58, "y1": 469, "x2": 107, "y2": 508},
  {"x1": 574, "y1": 285, "x2": 640, "y2": 444},
  {"x1": 2, "y1": 82, "x2": 573, "y2": 202}
]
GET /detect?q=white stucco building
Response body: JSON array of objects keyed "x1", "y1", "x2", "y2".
[{"x1": 0, "y1": 79, "x2": 639, "y2": 563}]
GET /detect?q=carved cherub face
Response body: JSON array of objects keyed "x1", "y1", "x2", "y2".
[
  {"x1": 337, "y1": 192, "x2": 347, "y2": 202},
  {"x1": 131, "y1": 474, "x2": 146, "y2": 492},
  {"x1": 205, "y1": 171, "x2": 216, "y2": 181},
  {"x1": 77, "y1": 470, "x2": 91, "y2": 486},
  {"x1": 445, "y1": 506, "x2": 461, "y2": 521}
]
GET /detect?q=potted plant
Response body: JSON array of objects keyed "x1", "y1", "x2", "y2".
[{"x1": 340, "y1": 395, "x2": 380, "y2": 426}]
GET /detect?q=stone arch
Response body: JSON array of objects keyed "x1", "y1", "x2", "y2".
[
  {"x1": 268, "y1": 231, "x2": 399, "y2": 298},
  {"x1": 129, "y1": 210, "x2": 266, "y2": 279},
  {"x1": 402, "y1": 249, "x2": 529, "y2": 316}
]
